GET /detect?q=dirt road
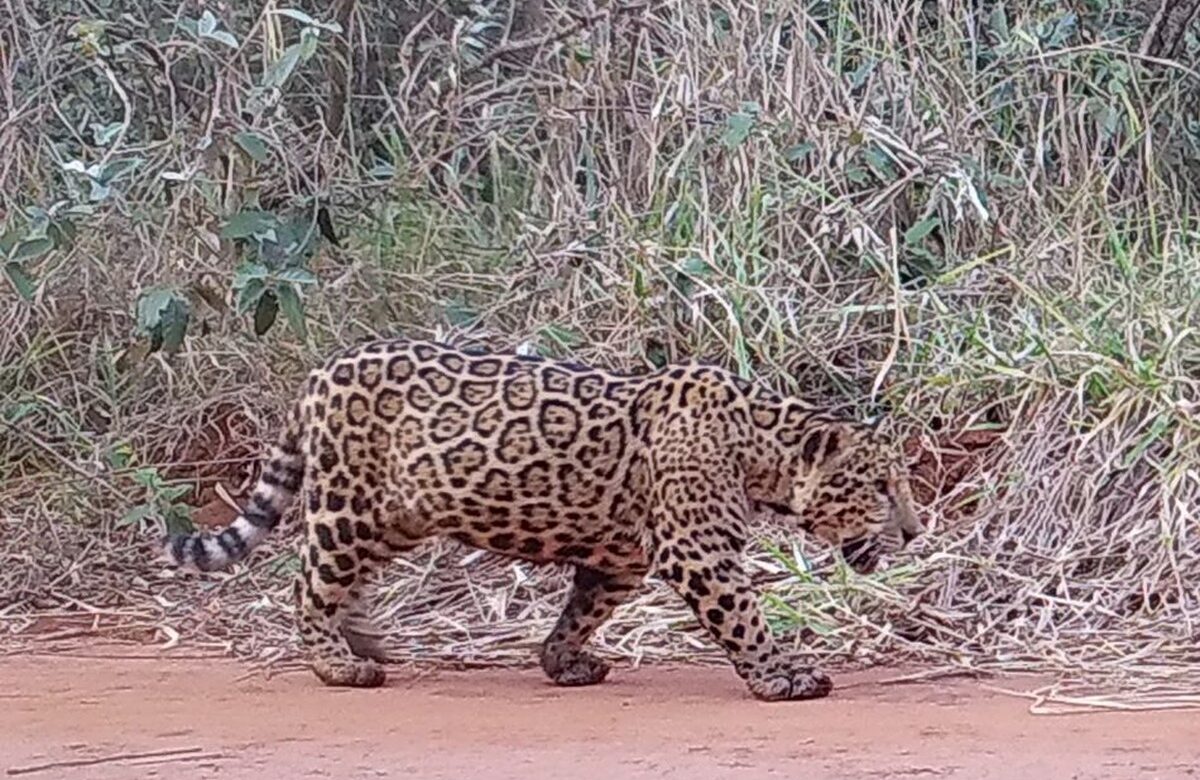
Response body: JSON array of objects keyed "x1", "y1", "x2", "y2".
[{"x1": 1, "y1": 651, "x2": 1196, "y2": 779}]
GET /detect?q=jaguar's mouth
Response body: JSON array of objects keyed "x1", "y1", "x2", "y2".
[{"x1": 754, "y1": 500, "x2": 795, "y2": 517}]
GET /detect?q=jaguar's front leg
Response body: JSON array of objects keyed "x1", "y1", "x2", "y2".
[
  {"x1": 650, "y1": 499, "x2": 832, "y2": 701},
  {"x1": 540, "y1": 566, "x2": 645, "y2": 686}
]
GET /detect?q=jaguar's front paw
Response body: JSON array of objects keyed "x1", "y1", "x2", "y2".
[
  {"x1": 540, "y1": 644, "x2": 611, "y2": 687},
  {"x1": 312, "y1": 657, "x2": 387, "y2": 688},
  {"x1": 746, "y1": 657, "x2": 833, "y2": 701}
]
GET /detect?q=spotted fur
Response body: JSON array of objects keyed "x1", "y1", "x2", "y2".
[{"x1": 164, "y1": 338, "x2": 922, "y2": 700}]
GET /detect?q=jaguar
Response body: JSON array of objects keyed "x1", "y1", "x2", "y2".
[{"x1": 164, "y1": 337, "x2": 922, "y2": 701}]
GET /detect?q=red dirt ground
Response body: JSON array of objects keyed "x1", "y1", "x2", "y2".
[{"x1": 2, "y1": 651, "x2": 1197, "y2": 779}]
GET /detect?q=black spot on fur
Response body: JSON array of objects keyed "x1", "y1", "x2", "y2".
[
  {"x1": 489, "y1": 533, "x2": 515, "y2": 550},
  {"x1": 518, "y1": 538, "x2": 544, "y2": 556},
  {"x1": 801, "y1": 433, "x2": 821, "y2": 464}
]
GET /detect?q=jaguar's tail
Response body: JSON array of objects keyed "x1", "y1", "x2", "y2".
[{"x1": 163, "y1": 402, "x2": 304, "y2": 572}]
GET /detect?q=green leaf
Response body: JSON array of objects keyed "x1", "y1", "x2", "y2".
[
  {"x1": 254, "y1": 289, "x2": 278, "y2": 335},
  {"x1": 863, "y1": 145, "x2": 896, "y2": 182},
  {"x1": 0, "y1": 227, "x2": 18, "y2": 255},
  {"x1": 192, "y1": 10, "x2": 238, "y2": 46},
  {"x1": 221, "y1": 209, "x2": 277, "y2": 239},
  {"x1": 680, "y1": 255, "x2": 710, "y2": 277},
  {"x1": 269, "y1": 552, "x2": 303, "y2": 576},
  {"x1": 47, "y1": 217, "x2": 77, "y2": 249},
  {"x1": 276, "y1": 284, "x2": 307, "y2": 339},
  {"x1": 159, "y1": 484, "x2": 192, "y2": 503},
  {"x1": 136, "y1": 288, "x2": 190, "y2": 352},
  {"x1": 1121, "y1": 414, "x2": 1170, "y2": 469},
  {"x1": 989, "y1": 5, "x2": 1009, "y2": 40},
  {"x1": 904, "y1": 218, "x2": 940, "y2": 246},
  {"x1": 276, "y1": 267, "x2": 317, "y2": 285},
  {"x1": 275, "y1": 8, "x2": 319, "y2": 26},
  {"x1": 3, "y1": 401, "x2": 38, "y2": 424},
  {"x1": 276, "y1": 8, "x2": 343, "y2": 33},
  {"x1": 105, "y1": 442, "x2": 134, "y2": 469},
  {"x1": 785, "y1": 142, "x2": 815, "y2": 163},
  {"x1": 159, "y1": 298, "x2": 190, "y2": 353},
  {"x1": 232, "y1": 261, "x2": 270, "y2": 290},
  {"x1": 263, "y1": 43, "x2": 304, "y2": 89},
  {"x1": 1046, "y1": 12, "x2": 1077, "y2": 48},
  {"x1": 10, "y1": 237, "x2": 53, "y2": 263},
  {"x1": 298, "y1": 27, "x2": 320, "y2": 58},
  {"x1": 235, "y1": 277, "x2": 267, "y2": 314},
  {"x1": 197, "y1": 9, "x2": 218, "y2": 36},
  {"x1": 233, "y1": 131, "x2": 270, "y2": 163},
  {"x1": 277, "y1": 7, "x2": 343, "y2": 31},
  {"x1": 118, "y1": 504, "x2": 157, "y2": 527},
  {"x1": 205, "y1": 29, "x2": 239, "y2": 48},
  {"x1": 132, "y1": 467, "x2": 163, "y2": 489},
  {"x1": 163, "y1": 507, "x2": 195, "y2": 535},
  {"x1": 99, "y1": 156, "x2": 145, "y2": 183},
  {"x1": 60, "y1": 159, "x2": 91, "y2": 178},
  {"x1": 723, "y1": 112, "x2": 756, "y2": 148},
  {"x1": 91, "y1": 121, "x2": 123, "y2": 146},
  {"x1": 89, "y1": 181, "x2": 112, "y2": 202},
  {"x1": 4, "y1": 262, "x2": 35, "y2": 299},
  {"x1": 136, "y1": 288, "x2": 176, "y2": 332},
  {"x1": 367, "y1": 161, "x2": 396, "y2": 179}
]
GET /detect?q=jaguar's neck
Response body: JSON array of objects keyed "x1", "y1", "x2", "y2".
[{"x1": 740, "y1": 389, "x2": 848, "y2": 508}]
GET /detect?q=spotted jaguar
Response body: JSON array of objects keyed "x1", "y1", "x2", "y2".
[{"x1": 164, "y1": 338, "x2": 922, "y2": 700}]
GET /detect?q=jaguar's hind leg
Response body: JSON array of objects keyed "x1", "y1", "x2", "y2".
[
  {"x1": 340, "y1": 579, "x2": 391, "y2": 663},
  {"x1": 295, "y1": 514, "x2": 382, "y2": 686},
  {"x1": 295, "y1": 498, "x2": 426, "y2": 688}
]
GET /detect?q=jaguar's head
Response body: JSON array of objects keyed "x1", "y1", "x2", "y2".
[{"x1": 762, "y1": 421, "x2": 923, "y2": 573}]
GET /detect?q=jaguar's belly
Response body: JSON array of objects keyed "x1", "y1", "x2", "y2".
[{"x1": 444, "y1": 521, "x2": 649, "y2": 571}]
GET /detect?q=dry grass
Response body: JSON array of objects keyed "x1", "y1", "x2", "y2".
[{"x1": 2, "y1": 0, "x2": 1200, "y2": 710}]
